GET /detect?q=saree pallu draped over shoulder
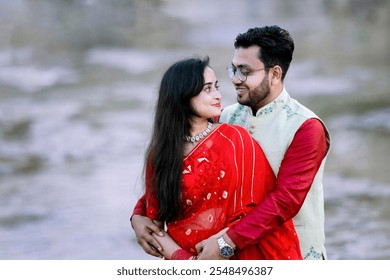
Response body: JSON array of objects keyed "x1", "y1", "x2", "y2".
[{"x1": 145, "y1": 123, "x2": 302, "y2": 260}]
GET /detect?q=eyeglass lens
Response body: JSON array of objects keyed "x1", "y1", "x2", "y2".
[{"x1": 227, "y1": 66, "x2": 246, "y2": 81}]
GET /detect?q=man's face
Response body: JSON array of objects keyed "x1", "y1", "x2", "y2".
[{"x1": 231, "y1": 46, "x2": 271, "y2": 112}]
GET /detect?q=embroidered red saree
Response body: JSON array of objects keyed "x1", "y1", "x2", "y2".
[{"x1": 145, "y1": 123, "x2": 302, "y2": 260}]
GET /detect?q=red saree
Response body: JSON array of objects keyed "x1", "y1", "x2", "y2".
[{"x1": 145, "y1": 123, "x2": 302, "y2": 260}]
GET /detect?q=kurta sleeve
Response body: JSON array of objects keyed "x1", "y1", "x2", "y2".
[
  {"x1": 143, "y1": 163, "x2": 160, "y2": 220},
  {"x1": 131, "y1": 162, "x2": 159, "y2": 220},
  {"x1": 132, "y1": 194, "x2": 147, "y2": 216}
]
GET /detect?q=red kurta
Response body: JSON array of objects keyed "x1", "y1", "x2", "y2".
[{"x1": 143, "y1": 123, "x2": 302, "y2": 260}]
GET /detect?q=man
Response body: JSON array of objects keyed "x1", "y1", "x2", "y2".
[{"x1": 131, "y1": 25, "x2": 330, "y2": 260}]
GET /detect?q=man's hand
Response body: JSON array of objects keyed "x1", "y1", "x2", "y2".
[
  {"x1": 195, "y1": 228, "x2": 233, "y2": 260},
  {"x1": 131, "y1": 214, "x2": 164, "y2": 258},
  {"x1": 195, "y1": 237, "x2": 224, "y2": 260}
]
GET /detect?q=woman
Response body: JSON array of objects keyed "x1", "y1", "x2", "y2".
[{"x1": 139, "y1": 57, "x2": 301, "y2": 260}]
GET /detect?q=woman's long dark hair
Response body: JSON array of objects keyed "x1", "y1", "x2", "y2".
[{"x1": 145, "y1": 56, "x2": 210, "y2": 223}]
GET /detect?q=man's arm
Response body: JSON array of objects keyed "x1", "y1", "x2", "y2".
[
  {"x1": 130, "y1": 194, "x2": 165, "y2": 258},
  {"x1": 195, "y1": 228, "x2": 232, "y2": 260},
  {"x1": 196, "y1": 119, "x2": 328, "y2": 259}
]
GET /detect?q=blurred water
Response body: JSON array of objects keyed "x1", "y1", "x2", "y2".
[{"x1": 0, "y1": 0, "x2": 389, "y2": 260}]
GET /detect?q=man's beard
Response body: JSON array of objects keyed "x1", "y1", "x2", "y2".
[{"x1": 237, "y1": 76, "x2": 270, "y2": 111}]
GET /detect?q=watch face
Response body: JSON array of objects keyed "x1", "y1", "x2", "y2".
[{"x1": 220, "y1": 246, "x2": 234, "y2": 258}]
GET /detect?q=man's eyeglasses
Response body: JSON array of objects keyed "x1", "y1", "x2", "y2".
[{"x1": 226, "y1": 65, "x2": 266, "y2": 82}]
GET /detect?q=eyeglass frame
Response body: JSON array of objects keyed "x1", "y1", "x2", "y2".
[{"x1": 226, "y1": 65, "x2": 268, "y2": 82}]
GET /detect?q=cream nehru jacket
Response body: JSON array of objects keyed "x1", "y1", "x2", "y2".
[{"x1": 220, "y1": 88, "x2": 330, "y2": 260}]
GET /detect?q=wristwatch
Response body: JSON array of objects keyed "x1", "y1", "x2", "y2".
[{"x1": 217, "y1": 236, "x2": 234, "y2": 258}]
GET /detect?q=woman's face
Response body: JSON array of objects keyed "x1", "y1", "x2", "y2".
[{"x1": 190, "y1": 67, "x2": 222, "y2": 120}]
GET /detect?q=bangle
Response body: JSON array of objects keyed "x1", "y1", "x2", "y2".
[{"x1": 171, "y1": 249, "x2": 194, "y2": 260}]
